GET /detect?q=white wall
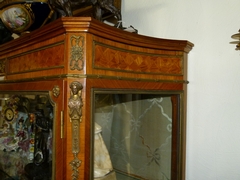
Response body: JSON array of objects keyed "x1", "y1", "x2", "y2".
[{"x1": 121, "y1": 1, "x2": 240, "y2": 179}]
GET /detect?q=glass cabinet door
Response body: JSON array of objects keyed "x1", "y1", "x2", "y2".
[
  {"x1": 0, "y1": 92, "x2": 54, "y2": 180},
  {"x1": 91, "y1": 90, "x2": 183, "y2": 180}
]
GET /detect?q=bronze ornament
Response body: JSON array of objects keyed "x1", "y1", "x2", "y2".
[
  {"x1": 52, "y1": 85, "x2": 60, "y2": 97},
  {"x1": 0, "y1": 60, "x2": 5, "y2": 74},
  {"x1": 70, "y1": 35, "x2": 84, "y2": 71},
  {"x1": 51, "y1": 0, "x2": 122, "y2": 27},
  {"x1": 68, "y1": 81, "x2": 83, "y2": 180}
]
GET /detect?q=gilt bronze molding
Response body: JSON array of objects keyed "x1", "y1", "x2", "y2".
[
  {"x1": 52, "y1": 85, "x2": 60, "y2": 97},
  {"x1": 70, "y1": 35, "x2": 84, "y2": 71},
  {"x1": 0, "y1": 60, "x2": 6, "y2": 74},
  {"x1": 68, "y1": 81, "x2": 83, "y2": 180}
]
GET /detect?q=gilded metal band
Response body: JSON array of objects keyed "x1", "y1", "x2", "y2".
[
  {"x1": 0, "y1": 74, "x2": 189, "y2": 84},
  {"x1": 84, "y1": 74, "x2": 189, "y2": 84},
  {"x1": 68, "y1": 81, "x2": 83, "y2": 180}
]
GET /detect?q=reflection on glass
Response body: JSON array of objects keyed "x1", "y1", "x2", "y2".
[
  {"x1": 0, "y1": 93, "x2": 53, "y2": 180},
  {"x1": 93, "y1": 93, "x2": 178, "y2": 180}
]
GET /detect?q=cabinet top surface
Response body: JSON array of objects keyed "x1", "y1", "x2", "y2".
[{"x1": 0, "y1": 17, "x2": 193, "y2": 54}]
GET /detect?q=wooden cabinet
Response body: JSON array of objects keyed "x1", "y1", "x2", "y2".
[{"x1": 0, "y1": 17, "x2": 193, "y2": 180}]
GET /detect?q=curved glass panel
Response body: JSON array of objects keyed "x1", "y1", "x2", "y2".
[{"x1": 92, "y1": 91, "x2": 181, "y2": 180}]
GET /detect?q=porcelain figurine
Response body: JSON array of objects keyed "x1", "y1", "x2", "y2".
[{"x1": 94, "y1": 122, "x2": 116, "y2": 179}]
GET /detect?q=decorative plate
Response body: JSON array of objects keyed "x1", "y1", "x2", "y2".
[{"x1": 0, "y1": 4, "x2": 34, "y2": 33}]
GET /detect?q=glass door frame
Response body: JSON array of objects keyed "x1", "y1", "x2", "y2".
[{"x1": 90, "y1": 88, "x2": 185, "y2": 180}]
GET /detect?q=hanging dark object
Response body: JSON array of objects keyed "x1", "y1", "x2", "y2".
[{"x1": 230, "y1": 29, "x2": 240, "y2": 50}]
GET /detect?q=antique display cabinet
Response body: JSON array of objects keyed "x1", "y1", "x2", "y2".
[{"x1": 0, "y1": 17, "x2": 193, "y2": 180}]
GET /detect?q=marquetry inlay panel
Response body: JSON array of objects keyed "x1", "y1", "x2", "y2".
[
  {"x1": 8, "y1": 43, "x2": 64, "y2": 74},
  {"x1": 93, "y1": 43, "x2": 183, "y2": 75}
]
